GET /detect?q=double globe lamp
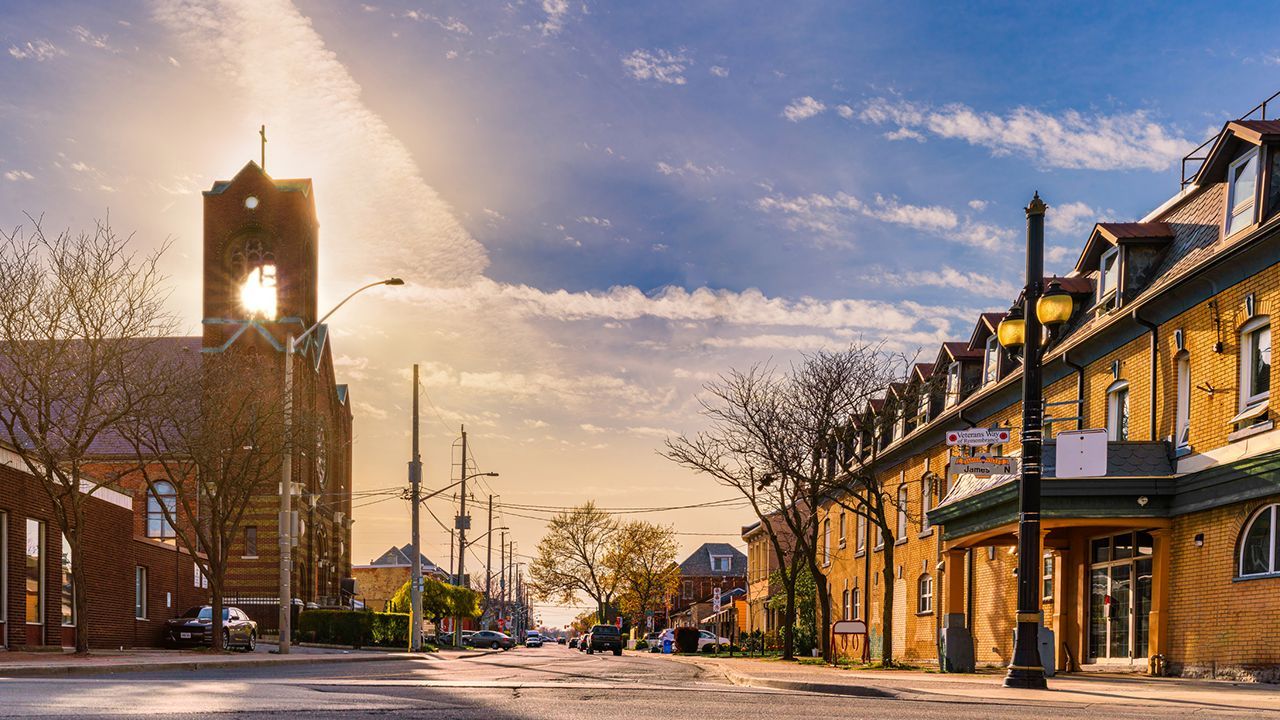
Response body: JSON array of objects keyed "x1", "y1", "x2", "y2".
[{"x1": 996, "y1": 280, "x2": 1075, "y2": 351}]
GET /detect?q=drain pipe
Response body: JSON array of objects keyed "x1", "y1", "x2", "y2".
[
  {"x1": 1133, "y1": 307, "x2": 1160, "y2": 441},
  {"x1": 1061, "y1": 348, "x2": 1086, "y2": 432}
]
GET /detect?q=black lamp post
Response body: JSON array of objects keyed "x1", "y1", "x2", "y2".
[{"x1": 995, "y1": 193, "x2": 1072, "y2": 689}]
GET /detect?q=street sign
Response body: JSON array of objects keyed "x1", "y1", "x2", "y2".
[
  {"x1": 712, "y1": 587, "x2": 722, "y2": 613},
  {"x1": 615, "y1": 616, "x2": 622, "y2": 627},
  {"x1": 947, "y1": 454, "x2": 1017, "y2": 479},
  {"x1": 944, "y1": 427, "x2": 1012, "y2": 446},
  {"x1": 1055, "y1": 428, "x2": 1108, "y2": 478}
]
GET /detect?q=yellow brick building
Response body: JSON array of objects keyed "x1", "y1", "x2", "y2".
[{"x1": 817, "y1": 111, "x2": 1280, "y2": 681}]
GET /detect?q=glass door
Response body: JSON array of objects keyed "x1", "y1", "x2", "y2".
[{"x1": 1087, "y1": 532, "x2": 1153, "y2": 662}]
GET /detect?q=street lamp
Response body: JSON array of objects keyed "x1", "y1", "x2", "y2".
[
  {"x1": 277, "y1": 277, "x2": 403, "y2": 654},
  {"x1": 995, "y1": 194, "x2": 1072, "y2": 689}
]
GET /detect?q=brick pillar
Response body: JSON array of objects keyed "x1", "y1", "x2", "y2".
[
  {"x1": 1148, "y1": 528, "x2": 1171, "y2": 674},
  {"x1": 939, "y1": 548, "x2": 974, "y2": 672}
]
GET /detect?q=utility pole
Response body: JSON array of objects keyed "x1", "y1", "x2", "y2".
[
  {"x1": 516, "y1": 562, "x2": 525, "y2": 639},
  {"x1": 409, "y1": 364, "x2": 423, "y2": 652},
  {"x1": 499, "y1": 532, "x2": 507, "y2": 631},
  {"x1": 278, "y1": 334, "x2": 295, "y2": 654},
  {"x1": 485, "y1": 494, "x2": 493, "y2": 628},
  {"x1": 453, "y1": 426, "x2": 469, "y2": 647}
]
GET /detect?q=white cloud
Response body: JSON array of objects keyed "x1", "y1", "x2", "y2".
[
  {"x1": 353, "y1": 400, "x2": 388, "y2": 420},
  {"x1": 858, "y1": 97, "x2": 1193, "y2": 171},
  {"x1": 655, "y1": 160, "x2": 725, "y2": 178},
  {"x1": 884, "y1": 127, "x2": 925, "y2": 142},
  {"x1": 1046, "y1": 245, "x2": 1078, "y2": 267},
  {"x1": 403, "y1": 10, "x2": 470, "y2": 35},
  {"x1": 540, "y1": 0, "x2": 571, "y2": 36},
  {"x1": 579, "y1": 423, "x2": 606, "y2": 434},
  {"x1": 1045, "y1": 200, "x2": 1109, "y2": 237},
  {"x1": 153, "y1": 0, "x2": 488, "y2": 285},
  {"x1": 709, "y1": 65, "x2": 728, "y2": 78},
  {"x1": 576, "y1": 215, "x2": 611, "y2": 227},
  {"x1": 755, "y1": 191, "x2": 1013, "y2": 251},
  {"x1": 862, "y1": 265, "x2": 1019, "y2": 300},
  {"x1": 3, "y1": 170, "x2": 34, "y2": 181},
  {"x1": 334, "y1": 354, "x2": 373, "y2": 381},
  {"x1": 8, "y1": 40, "x2": 64, "y2": 61},
  {"x1": 835, "y1": 104, "x2": 854, "y2": 119},
  {"x1": 782, "y1": 96, "x2": 826, "y2": 122},
  {"x1": 71, "y1": 25, "x2": 113, "y2": 51},
  {"x1": 968, "y1": 199, "x2": 988, "y2": 212},
  {"x1": 623, "y1": 48, "x2": 691, "y2": 85},
  {"x1": 167, "y1": 55, "x2": 181, "y2": 67}
]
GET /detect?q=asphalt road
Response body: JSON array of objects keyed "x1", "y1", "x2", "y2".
[{"x1": 0, "y1": 644, "x2": 1263, "y2": 719}]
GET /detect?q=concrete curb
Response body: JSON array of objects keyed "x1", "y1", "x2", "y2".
[
  {"x1": 678, "y1": 657, "x2": 898, "y2": 699},
  {"x1": 0, "y1": 651, "x2": 405, "y2": 678}
]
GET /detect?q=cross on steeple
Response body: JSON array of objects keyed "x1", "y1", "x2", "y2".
[{"x1": 259, "y1": 124, "x2": 267, "y2": 172}]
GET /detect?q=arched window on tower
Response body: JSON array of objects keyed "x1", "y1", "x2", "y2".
[{"x1": 231, "y1": 236, "x2": 277, "y2": 319}]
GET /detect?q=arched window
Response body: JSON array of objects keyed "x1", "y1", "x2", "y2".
[
  {"x1": 147, "y1": 481, "x2": 176, "y2": 539},
  {"x1": 1106, "y1": 380, "x2": 1130, "y2": 441},
  {"x1": 1238, "y1": 504, "x2": 1279, "y2": 578},
  {"x1": 917, "y1": 574, "x2": 933, "y2": 614}
]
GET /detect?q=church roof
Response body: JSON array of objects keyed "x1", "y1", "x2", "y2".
[{"x1": 205, "y1": 161, "x2": 313, "y2": 197}]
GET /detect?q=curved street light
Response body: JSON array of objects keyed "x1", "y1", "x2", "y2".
[{"x1": 278, "y1": 277, "x2": 403, "y2": 654}]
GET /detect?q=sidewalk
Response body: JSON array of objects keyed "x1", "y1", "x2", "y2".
[
  {"x1": 0, "y1": 643, "x2": 412, "y2": 678},
  {"x1": 680, "y1": 655, "x2": 1280, "y2": 715}
]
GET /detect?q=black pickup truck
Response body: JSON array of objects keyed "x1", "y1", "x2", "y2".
[{"x1": 587, "y1": 624, "x2": 623, "y2": 655}]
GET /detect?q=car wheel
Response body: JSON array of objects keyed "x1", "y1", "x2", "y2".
[
  {"x1": 246, "y1": 632, "x2": 256, "y2": 652},
  {"x1": 587, "y1": 647, "x2": 594, "y2": 654},
  {"x1": 222, "y1": 630, "x2": 231, "y2": 651},
  {"x1": 613, "y1": 649, "x2": 622, "y2": 656},
  {"x1": 491, "y1": 641, "x2": 500, "y2": 650}
]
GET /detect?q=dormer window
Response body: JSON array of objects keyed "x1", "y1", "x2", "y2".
[
  {"x1": 710, "y1": 554, "x2": 732, "y2": 572},
  {"x1": 982, "y1": 336, "x2": 1000, "y2": 386},
  {"x1": 1227, "y1": 148, "x2": 1259, "y2": 237},
  {"x1": 945, "y1": 362, "x2": 961, "y2": 407},
  {"x1": 1097, "y1": 246, "x2": 1119, "y2": 312}
]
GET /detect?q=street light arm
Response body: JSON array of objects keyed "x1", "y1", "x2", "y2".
[
  {"x1": 294, "y1": 277, "x2": 403, "y2": 347},
  {"x1": 463, "y1": 526, "x2": 510, "y2": 550}
]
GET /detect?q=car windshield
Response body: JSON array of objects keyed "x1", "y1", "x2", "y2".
[
  {"x1": 591, "y1": 625, "x2": 619, "y2": 635},
  {"x1": 182, "y1": 607, "x2": 229, "y2": 620}
]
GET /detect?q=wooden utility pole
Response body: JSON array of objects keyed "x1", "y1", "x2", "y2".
[
  {"x1": 453, "y1": 426, "x2": 469, "y2": 646},
  {"x1": 409, "y1": 364, "x2": 423, "y2": 651}
]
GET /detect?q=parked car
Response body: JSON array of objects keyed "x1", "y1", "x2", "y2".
[
  {"x1": 588, "y1": 624, "x2": 623, "y2": 656},
  {"x1": 645, "y1": 631, "x2": 663, "y2": 652},
  {"x1": 466, "y1": 630, "x2": 514, "y2": 650},
  {"x1": 164, "y1": 605, "x2": 258, "y2": 651},
  {"x1": 557, "y1": 637, "x2": 567, "y2": 645},
  {"x1": 525, "y1": 632, "x2": 543, "y2": 648},
  {"x1": 697, "y1": 630, "x2": 730, "y2": 651},
  {"x1": 568, "y1": 637, "x2": 580, "y2": 649},
  {"x1": 579, "y1": 631, "x2": 591, "y2": 651}
]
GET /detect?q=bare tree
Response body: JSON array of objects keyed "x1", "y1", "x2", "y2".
[
  {"x1": 0, "y1": 216, "x2": 175, "y2": 653},
  {"x1": 117, "y1": 346, "x2": 302, "y2": 651},
  {"x1": 528, "y1": 502, "x2": 621, "y2": 624},
  {"x1": 607, "y1": 520, "x2": 681, "y2": 630},
  {"x1": 666, "y1": 344, "x2": 905, "y2": 662}
]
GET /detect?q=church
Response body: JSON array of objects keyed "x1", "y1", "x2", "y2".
[{"x1": 0, "y1": 160, "x2": 356, "y2": 648}]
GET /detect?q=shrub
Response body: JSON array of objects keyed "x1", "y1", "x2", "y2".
[
  {"x1": 369, "y1": 612, "x2": 410, "y2": 647},
  {"x1": 673, "y1": 627, "x2": 700, "y2": 654},
  {"x1": 298, "y1": 610, "x2": 371, "y2": 648},
  {"x1": 634, "y1": 639, "x2": 648, "y2": 650}
]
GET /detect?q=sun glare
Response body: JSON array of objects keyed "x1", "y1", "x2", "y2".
[{"x1": 239, "y1": 264, "x2": 278, "y2": 319}]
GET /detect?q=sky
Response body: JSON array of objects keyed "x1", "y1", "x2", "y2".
[{"x1": 2, "y1": 0, "x2": 1278, "y2": 628}]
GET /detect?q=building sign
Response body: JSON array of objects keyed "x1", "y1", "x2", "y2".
[
  {"x1": 1055, "y1": 429, "x2": 1108, "y2": 478},
  {"x1": 944, "y1": 427, "x2": 1011, "y2": 446},
  {"x1": 712, "y1": 587, "x2": 721, "y2": 613},
  {"x1": 947, "y1": 454, "x2": 1017, "y2": 480}
]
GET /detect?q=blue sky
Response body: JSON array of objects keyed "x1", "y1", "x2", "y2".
[{"x1": 3, "y1": 0, "x2": 1278, "y2": 626}]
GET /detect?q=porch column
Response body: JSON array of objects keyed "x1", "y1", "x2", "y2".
[
  {"x1": 1148, "y1": 528, "x2": 1171, "y2": 674},
  {"x1": 939, "y1": 548, "x2": 974, "y2": 672}
]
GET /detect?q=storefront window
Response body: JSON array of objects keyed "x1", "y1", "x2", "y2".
[
  {"x1": 61, "y1": 534, "x2": 74, "y2": 626},
  {"x1": 25, "y1": 519, "x2": 43, "y2": 625}
]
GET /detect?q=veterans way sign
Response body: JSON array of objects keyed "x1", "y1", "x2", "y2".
[{"x1": 944, "y1": 427, "x2": 1012, "y2": 446}]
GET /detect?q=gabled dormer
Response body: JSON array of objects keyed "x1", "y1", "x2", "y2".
[
  {"x1": 968, "y1": 313, "x2": 1009, "y2": 387},
  {"x1": 1074, "y1": 223, "x2": 1169, "y2": 316},
  {"x1": 935, "y1": 341, "x2": 983, "y2": 408},
  {"x1": 1189, "y1": 119, "x2": 1280, "y2": 238},
  {"x1": 910, "y1": 363, "x2": 941, "y2": 429}
]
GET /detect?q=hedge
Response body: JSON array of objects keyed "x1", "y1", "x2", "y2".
[{"x1": 297, "y1": 610, "x2": 411, "y2": 648}]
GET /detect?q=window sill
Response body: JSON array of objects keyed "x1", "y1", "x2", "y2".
[
  {"x1": 135, "y1": 617, "x2": 148, "y2": 622},
  {"x1": 874, "y1": 545, "x2": 884, "y2": 553},
  {"x1": 918, "y1": 529, "x2": 934, "y2": 540},
  {"x1": 1174, "y1": 444, "x2": 1193, "y2": 458},
  {"x1": 916, "y1": 610, "x2": 934, "y2": 617},
  {"x1": 241, "y1": 555, "x2": 259, "y2": 560},
  {"x1": 855, "y1": 550, "x2": 866, "y2": 559},
  {"x1": 1233, "y1": 572, "x2": 1280, "y2": 583},
  {"x1": 1227, "y1": 420, "x2": 1273, "y2": 443},
  {"x1": 838, "y1": 541, "x2": 847, "y2": 549},
  {"x1": 895, "y1": 538, "x2": 908, "y2": 547}
]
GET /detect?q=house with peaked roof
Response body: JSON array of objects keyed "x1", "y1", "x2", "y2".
[
  {"x1": 352, "y1": 544, "x2": 449, "y2": 612},
  {"x1": 667, "y1": 542, "x2": 747, "y2": 622}
]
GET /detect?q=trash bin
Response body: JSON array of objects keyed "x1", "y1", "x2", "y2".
[{"x1": 662, "y1": 638, "x2": 673, "y2": 654}]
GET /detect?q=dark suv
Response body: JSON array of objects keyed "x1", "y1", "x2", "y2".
[{"x1": 588, "y1": 624, "x2": 623, "y2": 655}]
